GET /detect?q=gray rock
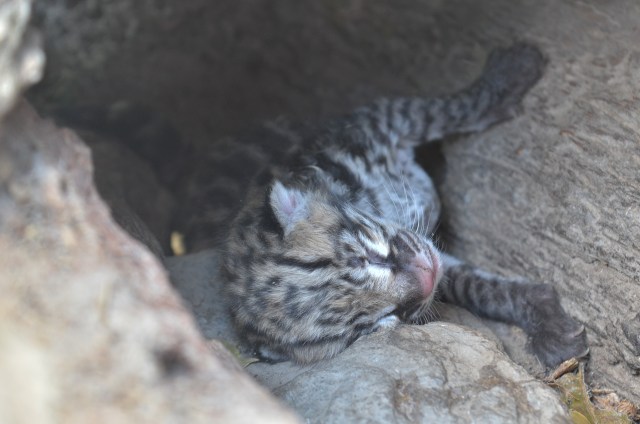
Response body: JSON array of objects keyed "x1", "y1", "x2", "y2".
[
  {"x1": 250, "y1": 325, "x2": 569, "y2": 424},
  {"x1": 437, "y1": 305, "x2": 546, "y2": 378},
  {"x1": 166, "y1": 250, "x2": 239, "y2": 344},
  {"x1": 0, "y1": 0, "x2": 43, "y2": 117},
  {"x1": 83, "y1": 134, "x2": 175, "y2": 259},
  {"x1": 168, "y1": 250, "x2": 570, "y2": 423},
  {"x1": 0, "y1": 102, "x2": 299, "y2": 424}
]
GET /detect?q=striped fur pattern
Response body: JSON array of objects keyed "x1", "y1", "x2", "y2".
[
  {"x1": 438, "y1": 255, "x2": 588, "y2": 366},
  {"x1": 199, "y1": 44, "x2": 587, "y2": 366}
]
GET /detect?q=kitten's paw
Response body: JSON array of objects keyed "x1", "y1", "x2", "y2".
[
  {"x1": 478, "y1": 43, "x2": 547, "y2": 123},
  {"x1": 373, "y1": 314, "x2": 400, "y2": 330},
  {"x1": 530, "y1": 319, "x2": 589, "y2": 367},
  {"x1": 256, "y1": 345, "x2": 290, "y2": 364},
  {"x1": 527, "y1": 285, "x2": 589, "y2": 367},
  {"x1": 361, "y1": 305, "x2": 400, "y2": 335}
]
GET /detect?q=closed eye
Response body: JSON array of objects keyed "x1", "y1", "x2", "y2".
[
  {"x1": 347, "y1": 256, "x2": 367, "y2": 268},
  {"x1": 367, "y1": 250, "x2": 391, "y2": 268},
  {"x1": 345, "y1": 250, "x2": 391, "y2": 269}
]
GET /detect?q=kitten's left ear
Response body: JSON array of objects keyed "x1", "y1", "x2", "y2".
[{"x1": 269, "y1": 180, "x2": 310, "y2": 235}]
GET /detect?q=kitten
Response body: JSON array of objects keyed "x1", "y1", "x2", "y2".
[
  {"x1": 66, "y1": 44, "x2": 588, "y2": 367},
  {"x1": 213, "y1": 43, "x2": 589, "y2": 366}
]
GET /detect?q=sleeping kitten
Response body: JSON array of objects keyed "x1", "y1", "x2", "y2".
[{"x1": 209, "y1": 43, "x2": 589, "y2": 367}]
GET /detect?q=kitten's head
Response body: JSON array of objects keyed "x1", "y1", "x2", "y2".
[{"x1": 225, "y1": 180, "x2": 443, "y2": 363}]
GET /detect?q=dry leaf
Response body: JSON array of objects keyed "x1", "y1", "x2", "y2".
[
  {"x1": 170, "y1": 231, "x2": 186, "y2": 256},
  {"x1": 220, "y1": 340, "x2": 260, "y2": 367},
  {"x1": 550, "y1": 363, "x2": 632, "y2": 424}
]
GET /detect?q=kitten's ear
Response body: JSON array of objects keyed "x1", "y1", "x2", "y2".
[{"x1": 269, "y1": 181, "x2": 310, "y2": 235}]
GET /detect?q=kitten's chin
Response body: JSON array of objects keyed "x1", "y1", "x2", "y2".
[{"x1": 394, "y1": 295, "x2": 435, "y2": 323}]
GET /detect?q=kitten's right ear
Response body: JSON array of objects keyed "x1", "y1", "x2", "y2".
[{"x1": 269, "y1": 181, "x2": 310, "y2": 235}]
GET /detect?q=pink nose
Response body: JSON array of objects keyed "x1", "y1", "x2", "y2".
[{"x1": 409, "y1": 249, "x2": 441, "y2": 297}]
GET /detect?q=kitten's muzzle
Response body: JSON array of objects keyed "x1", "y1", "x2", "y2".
[
  {"x1": 391, "y1": 230, "x2": 443, "y2": 298},
  {"x1": 406, "y1": 247, "x2": 442, "y2": 297}
]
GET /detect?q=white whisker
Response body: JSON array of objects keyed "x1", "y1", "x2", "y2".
[{"x1": 381, "y1": 178, "x2": 400, "y2": 222}]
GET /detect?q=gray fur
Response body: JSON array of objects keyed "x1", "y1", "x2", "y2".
[{"x1": 191, "y1": 44, "x2": 587, "y2": 366}]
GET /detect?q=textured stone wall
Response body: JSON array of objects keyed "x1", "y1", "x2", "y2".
[
  {"x1": 0, "y1": 1, "x2": 300, "y2": 422},
  {"x1": 0, "y1": 100, "x2": 300, "y2": 423},
  {"x1": 30, "y1": 0, "x2": 640, "y2": 406}
]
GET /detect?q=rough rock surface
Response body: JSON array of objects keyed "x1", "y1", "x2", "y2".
[
  {"x1": 82, "y1": 133, "x2": 175, "y2": 259},
  {"x1": 168, "y1": 249, "x2": 570, "y2": 423},
  {"x1": 0, "y1": 0, "x2": 43, "y2": 116},
  {"x1": 166, "y1": 250, "x2": 237, "y2": 344},
  {"x1": 251, "y1": 325, "x2": 568, "y2": 424},
  {"x1": 0, "y1": 102, "x2": 299, "y2": 423},
  {"x1": 31, "y1": 0, "x2": 640, "y2": 406}
]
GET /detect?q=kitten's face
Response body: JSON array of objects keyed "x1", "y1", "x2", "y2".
[
  {"x1": 226, "y1": 181, "x2": 443, "y2": 362},
  {"x1": 283, "y1": 196, "x2": 443, "y2": 314}
]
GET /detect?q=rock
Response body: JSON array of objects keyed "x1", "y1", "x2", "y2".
[
  {"x1": 81, "y1": 132, "x2": 175, "y2": 259},
  {"x1": 166, "y1": 250, "x2": 238, "y2": 343},
  {"x1": 168, "y1": 249, "x2": 570, "y2": 423},
  {"x1": 437, "y1": 305, "x2": 545, "y2": 378},
  {"x1": 0, "y1": 317, "x2": 54, "y2": 424},
  {"x1": 0, "y1": 0, "x2": 43, "y2": 116},
  {"x1": 434, "y1": 2, "x2": 640, "y2": 402},
  {"x1": 250, "y1": 325, "x2": 569, "y2": 424},
  {"x1": 0, "y1": 102, "x2": 299, "y2": 424}
]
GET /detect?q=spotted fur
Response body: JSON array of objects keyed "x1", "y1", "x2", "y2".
[{"x1": 201, "y1": 44, "x2": 587, "y2": 366}]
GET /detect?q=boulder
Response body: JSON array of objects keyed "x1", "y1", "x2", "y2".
[
  {"x1": 0, "y1": 102, "x2": 299, "y2": 424},
  {"x1": 250, "y1": 325, "x2": 569, "y2": 424},
  {"x1": 82, "y1": 134, "x2": 175, "y2": 259},
  {"x1": 0, "y1": 0, "x2": 42, "y2": 116}
]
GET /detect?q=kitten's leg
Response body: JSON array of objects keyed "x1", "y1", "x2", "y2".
[
  {"x1": 352, "y1": 43, "x2": 546, "y2": 145},
  {"x1": 438, "y1": 254, "x2": 589, "y2": 367}
]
